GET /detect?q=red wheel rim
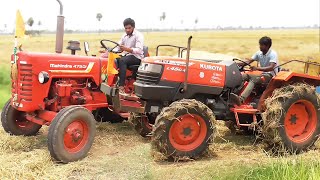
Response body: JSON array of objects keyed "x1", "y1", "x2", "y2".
[
  {"x1": 284, "y1": 100, "x2": 317, "y2": 143},
  {"x1": 64, "y1": 120, "x2": 89, "y2": 153},
  {"x1": 169, "y1": 114, "x2": 207, "y2": 151}
]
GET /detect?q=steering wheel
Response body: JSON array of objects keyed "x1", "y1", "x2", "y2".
[
  {"x1": 100, "y1": 39, "x2": 122, "y2": 53},
  {"x1": 233, "y1": 58, "x2": 252, "y2": 71}
]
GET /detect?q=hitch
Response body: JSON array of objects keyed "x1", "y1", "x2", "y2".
[{"x1": 100, "y1": 83, "x2": 145, "y2": 113}]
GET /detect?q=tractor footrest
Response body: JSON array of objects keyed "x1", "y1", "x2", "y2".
[
  {"x1": 120, "y1": 94, "x2": 139, "y2": 101},
  {"x1": 100, "y1": 83, "x2": 116, "y2": 97},
  {"x1": 119, "y1": 99, "x2": 145, "y2": 114}
]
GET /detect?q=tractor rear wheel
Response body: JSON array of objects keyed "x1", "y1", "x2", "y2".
[
  {"x1": 130, "y1": 113, "x2": 156, "y2": 137},
  {"x1": 48, "y1": 106, "x2": 96, "y2": 163},
  {"x1": 262, "y1": 84, "x2": 320, "y2": 154},
  {"x1": 1, "y1": 99, "x2": 42, "y2": 136},
  {"x1": 152, "y1": 99, "x2": 216, "y2": 160},
  {"x1": 93, "y1": 107, "x2": 124, "y2": 123}
]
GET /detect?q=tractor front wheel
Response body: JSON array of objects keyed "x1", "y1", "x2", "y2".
[
  {"x1": 152, "y1": 99, "x2": 216, "y2": 160},
  {"x1": 1, "y1": 99, "x2": 42, "y2": 136},
  {"x1": 262, "y1": 84, "x2": 320, "y2": 154},
  {"x1": 48, "y1": 106, "x2": 96, "y2": 163}
]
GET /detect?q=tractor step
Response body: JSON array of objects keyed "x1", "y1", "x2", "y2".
[
  {"x1": 231, "y1": 105, "x2": 259, "y2": 128},
  {"x1": 120, "y1": 94, "x2": 139, "y2": 101}
]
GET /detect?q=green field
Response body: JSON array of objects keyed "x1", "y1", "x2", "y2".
[{"x1": 0, "y1": 30, "x2": 319, "y2": 179}]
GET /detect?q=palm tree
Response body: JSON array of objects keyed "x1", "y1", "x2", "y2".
[
  {"x1": 96, "y1": 13, "x2": 103, "y2": 34},
  {"x1": 159, "y1": 12, "x2": 166, "y2": 30},
  {"x1": 160, "y1": 12, "x2": 166, "y2": 21},
  {"x1": 27, "y1": 17, "x2": 34, "y2": 28},
  {"x1": 194, "y1": 18, "x2": 198, "y2": 31},
  {"x1": 96, "y1": 13, "x2": 103, "y2": 21}
]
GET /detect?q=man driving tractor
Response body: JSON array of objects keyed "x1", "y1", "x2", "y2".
[
  {"x1": 115, "y1": 18, "x2": 144, "y2": 94},
  {"x1": 230, "y1": 36, "x2": 279, "y2": 105}
]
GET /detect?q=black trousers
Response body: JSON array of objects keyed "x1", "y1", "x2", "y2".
[{"x1": 118, "y1": 55, "x2": 141, "y2": 86}]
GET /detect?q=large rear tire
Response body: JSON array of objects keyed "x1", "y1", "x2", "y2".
[
  {"x1": 152, "y1": 99, "x2": 216, "y2": 160},
  {"x1": 262, "y1": 84, "x2": 320, "y2": 154},
  {"x1": 1, "y1": 99, "x2": 42, "y2": 136},
  {"x1": 48, "y1": 106, "x2": 96, "y2": 163}
]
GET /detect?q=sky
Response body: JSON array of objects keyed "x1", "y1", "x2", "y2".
[{"x1": 0, "y1": 0, "x2": 319, "y2": 31}]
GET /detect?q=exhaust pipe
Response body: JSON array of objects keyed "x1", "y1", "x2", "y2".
[
  {"x1": 55, "y1": 0, "x2": 64, "y2": 53},
  {"x1": 183, "y1": 36, "x2": 192, "y2": 92}
]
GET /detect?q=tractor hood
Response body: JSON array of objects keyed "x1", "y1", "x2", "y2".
[{"x1": 14, "y1": 51, "x2": 106, "y2": 86}]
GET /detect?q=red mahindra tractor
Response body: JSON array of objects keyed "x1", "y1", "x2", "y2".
[
  {"x1": 102, "y1": 36, "x2": 320, "y2": 159},
  {"x1": 1, "y1": 1, "x2": 151, "y2": 163}
]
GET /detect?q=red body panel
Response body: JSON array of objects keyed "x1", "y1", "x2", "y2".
[{"x1": 12, "y1": 52, "x2": 110, "y2": 112}]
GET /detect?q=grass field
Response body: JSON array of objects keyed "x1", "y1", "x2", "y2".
[{"x1": 0, "y1": 30, "x2": 319, "y2": 179}]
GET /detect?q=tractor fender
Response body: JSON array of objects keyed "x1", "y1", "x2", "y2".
[{"x1": 257, "y1": 71, "x2": 320, "y2": 111}]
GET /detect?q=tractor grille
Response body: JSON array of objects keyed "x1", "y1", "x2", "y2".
[
  {"x1": 136, "y1": 71, "x2": 161, "y2": 84},
  {"x1": 18, "y1": 64, "x2": 33, "y2": 102}
]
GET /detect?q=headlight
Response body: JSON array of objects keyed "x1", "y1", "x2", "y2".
[
  {"x1": 38, "y1": 71, "x2": 49, "y2": 84},
  {"x1": 138, "y1": 63, "x2": 163, "y2": 73}
]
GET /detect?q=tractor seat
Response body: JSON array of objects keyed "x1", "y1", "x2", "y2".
[{"x1": 127, "y1": 46, "x2": 149, "y2": 72}]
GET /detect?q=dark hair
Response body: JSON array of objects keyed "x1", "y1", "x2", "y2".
[
  {"x1": 259, "y1": 36, "x2": 272, "y2": 47},
  {"x1": 123, "y1": 18, "x2": 135, "y2": 28}
]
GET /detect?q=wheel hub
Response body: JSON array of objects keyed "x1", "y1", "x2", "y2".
[
  {"x1": 289, "y1": 114, "x2": 298, "y2": 125},
  {"x1": 182, "y1": 127, "x2": 192, "y2": 137},
  {"x1": 71, "y1": 129, "x2": 83, "y2": 143},
  {"x1": 64, "y1": 120, "x2": 89, "y2": 153}
]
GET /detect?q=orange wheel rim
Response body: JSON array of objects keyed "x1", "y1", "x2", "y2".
[
  {"x1": 64, "y1": 120, "x2": 89, "y2": 153},
  {"x1": 169, "y1": 114, "x2": 207, "y2": 151},
  {"x1": 284, "y1": 100, "x2": 317, "y2": 143}
]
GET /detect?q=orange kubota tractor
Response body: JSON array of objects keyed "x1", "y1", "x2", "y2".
[
  {"x1": 1, "y1": 1, "x2": 149, "y2": 163},
  {"x1": 101, "y1": 36, "x2": 320, "y2": 160}
]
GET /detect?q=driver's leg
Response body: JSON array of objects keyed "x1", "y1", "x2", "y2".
[
  {"x1": 230, "y1": 75, "x2": 261, "y2": 106},
  {"x1": 118, "y1": 55, "x2": 141, "y2": 92}
]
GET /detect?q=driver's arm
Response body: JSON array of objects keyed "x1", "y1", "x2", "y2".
[
  {"x1": 245, "y1": 58, "x2": 255, "y2": 64},
  {"x1": 239, "y1": 51, "x2": 258, "y2": 66},
  {"x1": 255, "y1": 62, "x2": 276, "y2": 72},
  {"x1": 113, "y1": 35, "x2": 125, "y2": 52},
  {"x1": 237, "y1": 58, "x2": 254, "y2": 66},
  {"x1": 120, "y1": 33, "x2": 144, "y2": 55},
  {"x1": 131, "y1": 34, "x2": 144, "y2": 55},
  {"x1": 255, "y1": 52, "x2": 278, "y2": 72}
]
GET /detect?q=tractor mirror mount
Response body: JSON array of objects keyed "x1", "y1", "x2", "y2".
[{"x1": 84, "y1": 42, "x2": 90, "y2": 56}]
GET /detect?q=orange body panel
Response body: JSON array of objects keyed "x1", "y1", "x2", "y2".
[
  {"x1": 257, "y1": 71, "x2": 320, "y2": 111},
  {"x1": 274, "y1": 71, "x2": 320, "y2": 81},
  {"x1": 144, "y1": 56, "x2": 226, "y2": 87}
]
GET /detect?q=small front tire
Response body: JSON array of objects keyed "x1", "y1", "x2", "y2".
[{"x1": 48, "y1": 106, "x2": 96, "y2": 163}]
